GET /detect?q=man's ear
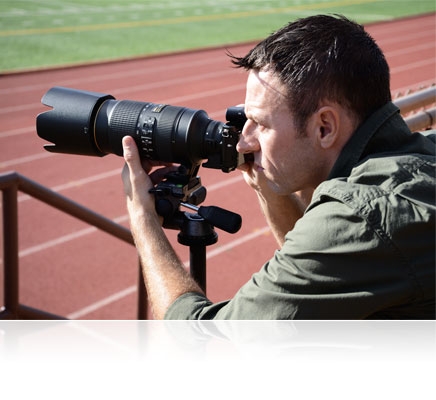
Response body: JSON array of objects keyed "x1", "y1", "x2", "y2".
[{"x1": 315, "y1": 106, "x2": 340, "y2": 149}]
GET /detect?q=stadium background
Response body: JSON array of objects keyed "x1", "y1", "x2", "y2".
[
  {"x1": 1, "y1": 2, "x2": 435, "y2": 399},
  {"x1": 0, "y1": 1, "x2": 435, "y2": 320}
]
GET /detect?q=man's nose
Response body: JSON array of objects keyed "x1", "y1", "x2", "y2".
[{"x1": 236, "y1": 120, "x2": 260, "y2": 153}]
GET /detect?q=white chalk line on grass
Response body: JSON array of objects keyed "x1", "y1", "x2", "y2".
[
  {"x1": 1, "y1": 1, "x2": 278, "y2": 19},
  {"x1": 66, "y1": 224, "x2": 271, "y2": 319}
]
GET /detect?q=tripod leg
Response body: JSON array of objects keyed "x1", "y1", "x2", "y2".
[{"x1": 189, "y1": 245, "x2": 207, "y2": 293}]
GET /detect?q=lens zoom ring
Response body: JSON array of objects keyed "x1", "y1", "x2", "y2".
[{"x1": 109, "y1": 100, "x2": 146, "y2": 136}]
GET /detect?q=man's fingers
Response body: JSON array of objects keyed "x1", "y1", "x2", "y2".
[
  {"x1": 122, "y1": 135, "x2": 179, "y2": 190},
  {"x1": 122, "y1": 136, "x2": 151, "y2": 197},
  {"x1": 122, "y1": 136, "x2": 142, "y2": 170}
]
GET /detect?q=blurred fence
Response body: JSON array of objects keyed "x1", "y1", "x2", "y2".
[{"x1": 394, "y1": 85, "x2": 436, "y2": 131}]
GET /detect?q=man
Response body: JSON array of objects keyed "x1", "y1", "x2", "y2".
[{"x1": 122, "y1": 15, "x2": 435, "y2": 319}]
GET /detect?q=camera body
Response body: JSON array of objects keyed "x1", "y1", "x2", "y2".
[{"x1": 36, "y1": 87, "x2": 247, "y2": 172}]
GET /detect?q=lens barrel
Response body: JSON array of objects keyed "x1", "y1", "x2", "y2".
[{"x1": 36, "y1": 86, "x2": 240, "y2": 171}]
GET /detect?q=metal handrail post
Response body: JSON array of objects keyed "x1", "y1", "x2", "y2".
[
  {"x1": 2, "y1": 177, "x2": 19, "y2": 318},
  {"x1": 0, "y1": 171, "x2": 151, "y2": 319}
]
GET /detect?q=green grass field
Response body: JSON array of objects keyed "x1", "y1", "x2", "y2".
[{"x1": 1, "y1": 0, "x2": 434, "y2": 72}]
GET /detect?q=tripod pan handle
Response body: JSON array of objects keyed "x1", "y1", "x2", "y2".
[{"x1": 198, "y1": 206, "x2": 242, "y2": 234}]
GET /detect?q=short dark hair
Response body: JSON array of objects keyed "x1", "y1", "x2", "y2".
[{"x1": 230, "y1": 14, "x2": 391, "y2": 131}]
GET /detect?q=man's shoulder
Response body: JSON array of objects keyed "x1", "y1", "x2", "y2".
[
  {"x1": 306, "y1": 149, "x2": 435, "y2": 238},
  {"x1": 318, "y1": 142, "x2": 435, "y2": 201}
]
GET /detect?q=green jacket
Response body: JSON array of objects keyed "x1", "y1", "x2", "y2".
[{"x1": 165, "y1": 102, "x2": 436, "y2": 319}]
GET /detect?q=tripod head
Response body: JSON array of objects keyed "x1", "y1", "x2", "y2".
[{"x1": 149, "y1": 162, "x2": 242, "y2": 236}]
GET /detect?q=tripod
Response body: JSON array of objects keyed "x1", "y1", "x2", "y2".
[
  {"x1": 149, "y1": 164, "x2": 242, "y2": 291},
  {"x1": 135, "y1": 162, "x2": 242, "y2": 319}
]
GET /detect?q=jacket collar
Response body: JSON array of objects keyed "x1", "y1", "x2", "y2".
[{"x1": 327, "y1": 102, "x2": 409, "y2": 179}]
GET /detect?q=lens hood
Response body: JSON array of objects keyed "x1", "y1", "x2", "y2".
[{"x1": 36, "y1": 86, "x2": 114, "y2": 156}]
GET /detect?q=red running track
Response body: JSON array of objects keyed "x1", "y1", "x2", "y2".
[{"x1": 0, "y1": 14, "x2": 435, "y2": 319}]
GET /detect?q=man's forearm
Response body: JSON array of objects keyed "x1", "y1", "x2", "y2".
[
  {"x1": 256, "y1": 189, "x2": 313, "y2": 247},
  {"x1": 130, "y1": 212, "x2": 204, "y2": 319},
  {"x1": 122, "y1": 135, "x2": 204, "y2": 319}
]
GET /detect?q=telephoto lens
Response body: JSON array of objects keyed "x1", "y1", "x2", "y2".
[{"x1": 36, "y1": 86, "x2": 245, "y2": 172}]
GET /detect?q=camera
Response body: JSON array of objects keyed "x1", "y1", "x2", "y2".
[{"x1": 36, "y1": 86, "x2": 247, "y2": 172}]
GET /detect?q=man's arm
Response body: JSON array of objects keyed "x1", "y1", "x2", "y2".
[
  {"x1": 121, "y1": 136, "x2": 204, "y2": 319},
  {"x1": 255, "y1": 188, "x2": 312, "y2": 247}
]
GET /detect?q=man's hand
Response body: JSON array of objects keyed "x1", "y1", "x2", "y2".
[
  {"x1": 122, "y1": 136, "x2": 177, "y2": 221},
  {"x1": 122, "y1": 136, "x2": 155, "y2": 217},
  {"x1": 121, "y1": 135, "x2": 204, "y2": 319},
  {"x1": 238, "y1": 158, "x2": 313, "y2": 246}
]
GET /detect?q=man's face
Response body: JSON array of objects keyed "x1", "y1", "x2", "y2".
[{"x1": 237, "y1": 69, "x2": 318, "y2": 195}]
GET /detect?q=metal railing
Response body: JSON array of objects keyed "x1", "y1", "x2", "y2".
[
  {"x1": 395, "y1": 85, "x2": 436, "y2": 131},
  {"x1": 1, "y1": 86, "x2": 434, "y2": 320},
  {"x1": 0, "y1": 172, "x2": 149, "y2": 319}
]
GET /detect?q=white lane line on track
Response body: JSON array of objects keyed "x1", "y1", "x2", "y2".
[
  {"x1": 384, "y1": 42, "x2": 435, "y2": 58},
  {"x1": 0, "y1": 55, "x2": 231, "y2": 95},
  {"x1": 390, "y1": 59, "x2": 435, "y2": 74},
  {"x1": 18, "y1": 215, "x2": 129, "y2": 258},
  {"x1": 2, "y1": 172, "x2": 244, "y2": 319},
  {"x1": 16, "y1": 175, "x2": 244, "y2": 258},
  {"x1": 381, "y1": 30, "x2": 435, "y2": 46},
  {"x1": 392, "y1": 79, "x2": 436, "y2": 96},
  {"x1": 66, "y1": 225, "x2": 271, "y2": 319},
  {"x1": 16, "y1": 169, "x2": 122, "y2": 203},
  {"x1": 0, "y1": 126, "x2": 35, "y2": 138},
  {"x1": 1, "y1": 23, "x2": 434, "y2": 96},
  {"x1": 0, "y1": 151, "x2": 55, "y2": 168},
  {"x1": 1, "y1": 142, "x2": 243, "y2": 209},
  {"x1": 110, "y1": 69, "x2": 244, "y2": 97},
  {"x1": 206, "y1": 174, "x2": 244, "y2": 191},
  {"x1": 66, "y1": 286, "x2": 138, "y2": 320},
  {"x1": 0, "y1": 69, "x2": 241, "y2": 115},
  {"x1": 19, "y1": 226, "x2": 98, "y2": 258},
  {"x1": 0, "y1": 103, "x2": 43, "y2": 114},
  {"x1": 2, "y1": 32, "x2": 434, "y2": 114},
  {"x1": 368, "y1": 18, "x2": 435, "y2": 37},
  {"x1": 0, "y1": 104, "x2": 234, "y2": 140},
  {"x1": 159, "y1": 83, "x2": 246, "y2": 104}
]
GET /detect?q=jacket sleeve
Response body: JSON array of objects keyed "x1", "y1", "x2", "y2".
[{"x1": 165, "y1": 181, "x2": 434, "y2": 319}]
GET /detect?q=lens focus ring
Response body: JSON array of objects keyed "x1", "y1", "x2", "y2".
[{"x1": 109, "y1": 100, "x2": 146, "y2": 136}]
